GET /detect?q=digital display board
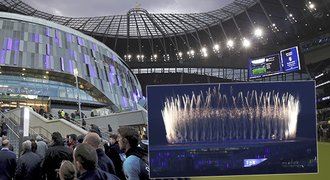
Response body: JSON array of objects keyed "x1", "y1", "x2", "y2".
[
  {"x1": 281, "y1": 46, "x2": 301, "y2": 72},
  {"x1": 249, "y1": 54, "x2": 281, "y2": 79},
  {"x1": 248, "y1": 46, "x2": 301, "y2": 79}
]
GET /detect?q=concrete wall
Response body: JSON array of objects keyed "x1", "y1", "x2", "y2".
[{"x1": 5, "y1": 108, "x2": 88, "y2": 140}]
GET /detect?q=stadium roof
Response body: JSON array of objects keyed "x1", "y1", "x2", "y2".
[
  {"x1": 1, "y1": 0, "x2": 330, "y2": 69},
  {"x1": 0, "y1": 0, "x2": 256, "y2": 38}
]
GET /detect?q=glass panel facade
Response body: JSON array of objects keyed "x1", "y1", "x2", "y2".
[{"x1": 0, "y1": 17, "x2": 142, "y2": 110}]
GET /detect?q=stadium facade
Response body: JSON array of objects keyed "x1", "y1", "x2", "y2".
[{"x1": 0, "y1": 12, "x2": 142, "y2": 111}]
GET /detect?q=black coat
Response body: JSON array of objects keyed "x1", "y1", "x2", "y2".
[
  {"x1": 15, "y1": 150, "x2": 42, "y2": 180},
  {"x1": 77, "y1": 168, "x2": 120, "y2": 180},
  {"x1": 42, "y1": 144, "x2": 73, "y2": 180}
]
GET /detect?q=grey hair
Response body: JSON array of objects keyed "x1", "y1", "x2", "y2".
[{"x1": 22, "y1": 140, "x2": 32, "y2": 151}]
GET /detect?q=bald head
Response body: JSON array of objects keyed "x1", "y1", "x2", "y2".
[{"x1": 83, "y1": 132, "x2": 101, "y2": 149}]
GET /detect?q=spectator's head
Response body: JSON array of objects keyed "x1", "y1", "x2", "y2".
[
  {"x1": 73, "y1": 143, "x2": 98, "y2": 173},
  {"x1": 117, "y1": 126, "x2": 140, "y2": 151},
  {"x1": 22, "y1": 140, "x2": 32, "y2": 152},
  {"x1": 2, "y1": 139, "x2": 9, "y2": 147},
  {"x1": 109, "y1": 133, "x2": 118, "y2": 145},
  {"x1": 31, "y1": 140, "x2": 37, "y2": 153},
  {"x1": 83, "y1": 132, "x2": 100, "y2": 149},
  {"x1": 36, "y1": 135, "x2": 43, "y2": 141},
  {"x1": 69, "y1": 134, "x2": 77, "y2": 144},
  {"x1": 77, "y1": 134, "x2": 85, "y2": 144},
  {"x1": 59, "y1": 160, "x2": 76, "y2": 180},
  {"x1": 52, "y1": 132, "x2": 64, "y2": 146}
]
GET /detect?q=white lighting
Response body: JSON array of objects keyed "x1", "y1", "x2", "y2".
[
  {"x1": 153, "y1": 54, "x2": 157, "y2": 59},
  {"x1": 309, "y1": 3, "x2": 315, "y2": 9},
  {"x1": 289, "y1": 13, "x2": 293, "y2": 17},
  {"x1": 178, "y1": 52, "x2": 183, "y2": 57},
  {"x1": 242, "y1": 38, "x2": 251, "y2": 48},
  {"x1": 227, "y1": 40, "x2": 234, "y2": 48},
  {"x1": 213, "y1": 44, "x2": 220, "y2": 51},
  {"x1": 201, "y1": 47, "x2": 207, "y2": 53},
  {"x1": 190, "y1": 50, "x2": 195, "y2": 56},
  {"x1": 315, "y1": 73, "x2": 324, "y2": 79},
  {"x1": 254, "y1": 28, "x2": 263, "y2": 37}
]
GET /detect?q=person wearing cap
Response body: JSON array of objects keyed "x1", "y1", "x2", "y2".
[
  {"x1": 42, "y1": 132, "x2": 73, "y2": 180},
  {"x1": 0, "y1": 139, "x2": 16, "y2": 179}
]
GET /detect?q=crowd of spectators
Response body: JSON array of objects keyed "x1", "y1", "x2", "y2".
[{"x1": 0, "y1": 125, "x2": 150, "y2": 180}]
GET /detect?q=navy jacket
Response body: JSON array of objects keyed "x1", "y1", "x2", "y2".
[
  {"x1": 96, "y1": 148, "x2": 116, "y2": 175},
  {"x1": 0, "y1": 148, "x2": 17, "y2": 179},
  {"x1": 77, "y1": 168, "x2": 120, "y2": 180}
]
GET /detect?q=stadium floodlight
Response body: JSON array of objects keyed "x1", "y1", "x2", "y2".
[
  {"x1": 242, "y1": 38, "x2": 251, "y2": 48},
  {"x1": 201, "y1": 47, "x2": 208, "y2": 57},
  {"x1": 227, "y1": 39, "x2": 234, "y2": 49},
  {"x1": 308, "y1": 1, "x2": 315, "y2": 10},
  {"x1": 190, "y1": 50, "x2": 195, "y2": 56},
  {"x1": 213, "y1": 44, "x2": 220, "y2": 52},
  {"x1": 254, "y1": 28, "x2": 263, "y2": 38}
]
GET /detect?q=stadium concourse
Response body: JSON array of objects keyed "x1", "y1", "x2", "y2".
[{"x1": 0, "y1": 0, "x2": 329, "y2": 179}]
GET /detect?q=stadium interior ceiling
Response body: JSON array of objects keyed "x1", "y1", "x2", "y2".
[{"x1": 0, "y1": 0, "x2": 329, "y2": 70}]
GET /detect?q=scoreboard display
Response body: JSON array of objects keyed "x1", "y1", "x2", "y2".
[{"x1": 249, "y1": 46, "x2": 300, "y2": 79}]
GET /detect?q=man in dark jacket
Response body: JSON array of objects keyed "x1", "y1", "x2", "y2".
[
  {"x1": 83, "y1": 132, "x2": 116, "y2": 175},
  {"x1": 118, "y1": 127, "x2": 150, "y2": 180},
  {"x1": 105, "y1": 133, "x2": 125, "y2": 179},
  {"x1": 73, "y1": 143, "x2": 119, "y2": 180},
  {"x1": 15, "y1": 140, "x2": 42, "y2": 180},
  {"x1": 42, "y1": 132, "x2": 73, "y2": 180},
  {"x1": 0, "y1": 139, "x2": 16, "y2": 179}
]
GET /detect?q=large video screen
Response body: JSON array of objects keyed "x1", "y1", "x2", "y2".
[
  {"x1": 147, "y1": 81, "x2": 317, "y2": 178},
  {"x1": 281, "y1": 46, "x2": 301, "y2": 73},
  {"x1": 249, "y1": 46, "x2": 300, "y2": 79},
  {"x1": 249, "y1": 54, "x2": 281, "y2": 78}
]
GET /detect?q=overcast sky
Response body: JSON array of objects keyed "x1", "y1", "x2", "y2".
[{"x1": 22, "y1": 0, "x2": 234, "y2": 17}]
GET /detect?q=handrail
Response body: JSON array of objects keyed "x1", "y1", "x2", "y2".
[
  {"x1": 30, "y1": 126, "x2": 52, "y2": 141},
  {"x1": 0, "y1": 111, "x2": 19, "y2": 138},
  {"x1": 1, "y1": 120, "x2": 19, "y2": 138}
]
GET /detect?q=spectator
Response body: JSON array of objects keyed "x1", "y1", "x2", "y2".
[
  {"x1": 42, "y1": 132, "x2": 73, "y2": 180},
  {"x1": 36, "y1": 135, "x2": 48, "y2": 159},
  {"x1": 105, "y1": 133, "x2": 125, "y2": 179},
  {"x1": 82, "y1": 118, "x2": 86, "y2": 130},
  {"x1": 108, "y1": 124, "x2": 113, "y2": 132},
  {"x1": 68, "y1": 134, "x2": 77, "y2": 151},
  {"x1": 30, "y1": 139, "x2": 38, "y2": 153},
  {"x1": 83, "y1": 132, "x2": 116, "y2": 175},
  {"x1": 15, "y1": 140, "x2": 42, "y2": 180},
  {"x1": 73, "y1": 143, "x2": 119, "y2": 180},
  {"x1": 0, "y1": 139, "x2": 16, "y2": 179},
  {"x1": 117, "y1": 127, "x2": 150, "y2": 180},
  {"x1": 59, "y1": 160, "x2": 76, "y2": 180},
  {"x1": 1, "y1": 120, "x2": 8, "y2": 137},
  {"x1": 90, "y1": 124, "x2": 102, "y2": 138},
  {"x1": 39, "y1": 106, "x2": 45, "y2": 116},
  {"x1": 77, "y1": 134, "x2": 85, "y2": 144}
]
